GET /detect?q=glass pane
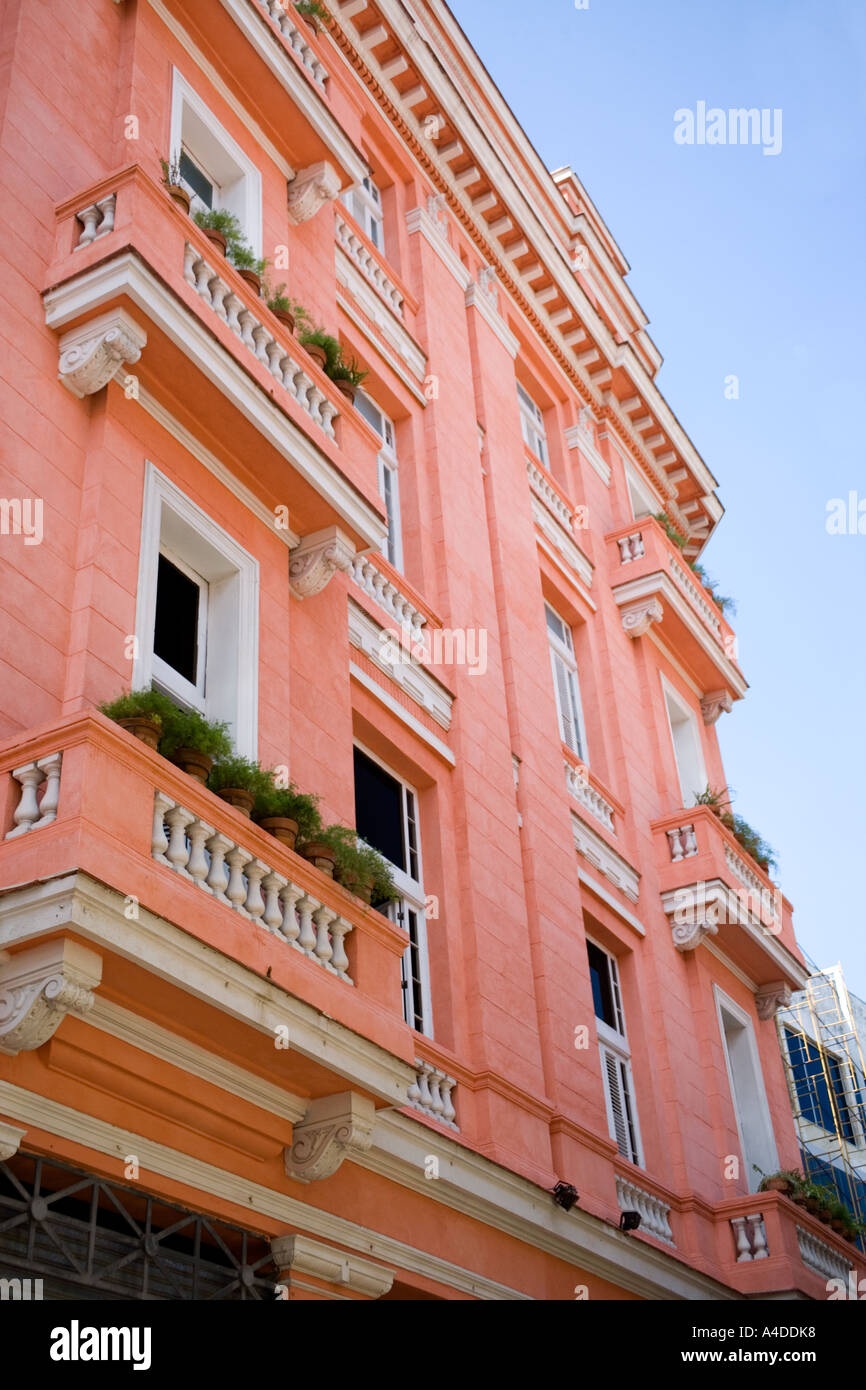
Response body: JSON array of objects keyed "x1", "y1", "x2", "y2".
[
  {"x1": 154, "y1": 553, "x2": 201, "y2": 685},
  {"x1": 588, "y1": 941, "x2": 618, "y2": 1031},
  {"x1": 179, "y1": 151, "x2": 213, "y2": 209},
  {"x1": 354, "y1": 748, "x2": 405, "y2": 871}
]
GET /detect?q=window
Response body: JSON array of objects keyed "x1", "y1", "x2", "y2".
[
  {"x1": 662, "y1": 677, "x2": 707, "y2": 807},
  {"x1": 546, "y1": 603, "x2": 587, "y2": 761},
  {"x1": 716, "y1": 990, "x2": 778, "y2": 1191},
  {"x1": 355, "y1": 392, "x2": 402, "y2": 571},
  {"x1": 354, "y1": 745, "x2": 431, "y2": 1034},
  {"x1": 133, "y1": 463, "x2": 259, "y2": 756},
  {"x1": 784, "y1": 1028, "x2": 860, "y2": 1143},
  {"x1": 170, "y1": 70, "x2": 262, "y2": 253},
  {"x1": 626, "y1": 466, "x2": 657, "y2": 521},
  {"x1": 341, "y1": 175, "x2": 383, "y2": 249},
  {"x1": 587, "y1": 940, "x2": 641, "y2": 1165},
  {"x1": 516, "y1": 381, "x2": 548, "y2": 465}
]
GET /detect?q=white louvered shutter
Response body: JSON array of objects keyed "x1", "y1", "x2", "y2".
[{"x1": 601, "y1": 1045, "x2": 640, "y2": 1164}]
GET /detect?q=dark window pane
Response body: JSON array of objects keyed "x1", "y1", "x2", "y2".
[
  {"x1": 587, "y1": 941, "x2": 616, "y2": 1030},
  {"x1": 179, "y1": 151, "x2": 213, "y2": 208},
  {"x1": 154, "y1": 553, "x2": 200, "y2": 685},
  {"x1": 354, "y1": 747, "x2": 404, "y2": 870}
]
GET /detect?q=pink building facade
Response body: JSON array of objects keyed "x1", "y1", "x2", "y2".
[{"x1": 0, "y1": 0, "x2": 855, "y2": 1299}]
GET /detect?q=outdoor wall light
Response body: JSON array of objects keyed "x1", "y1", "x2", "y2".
[
  {"x1": 552, "y1": 1181, "x2": 579, "y2": 1211},
  {"x1": 619, "y1": 1210, "x2": 642, "y2": 1233}
]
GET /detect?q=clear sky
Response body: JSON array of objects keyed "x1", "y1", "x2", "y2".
[{"x1": 450, "y1": 0, "x2": 866, "y2": 994}]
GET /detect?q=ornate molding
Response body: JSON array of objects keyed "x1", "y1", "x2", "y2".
[
  {"x1": 284, "y1": 1091, "x2": 375, "y2": 1183},
  {"x1": 621, "y1": 596, "x2": 663, "y2": 639},
  {"x1": 701, "y1": 689, "x2": 734, "y2": 725},
  {"x1": 755, "y1": 981, "x2": 793, "y2": 1021},
  {"x1": 270, "y1": 1233, "x2": 394, "y2": 1298},
  {"x1": 58, "y1": 309, "x2": 146, "y2": 398},
  {"x1": 287, "y1": 161, "x2": 342, "y2": 225},
  {"x1": 671, "y1": 919, "x2": 718, "y2": 953},
  {"x1": 0, "y1": 939, "x2": 102, "y2": 1055},
  {"x1": 289, "y1": 526, "x2": 355, "y2": 599},
  {"x1": 0, "y1": 1120, "x2": 26, "y2": 1161}
]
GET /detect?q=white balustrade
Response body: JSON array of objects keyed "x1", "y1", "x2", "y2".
[
  {"x1": 564, "y1": 762, "x2": 615, "y2": 833},
  {"x1": 731, "y1": 1213, "x2": 769, "y2": 1262},
  {"x1": 5, "y1": 753, "x2": 63, "y2": 839},
  {"x1": 615, "y1": 1176, "x2": 675, "y2": 1246},
  {"x1": 526, "y1": 458, "x2": 573, "y2": 533},
  {"x1": 350, "y1": 554, "x2": 427, "y2": 647},
  {"x1": 407, "y1": 1060, "x2": 458, "y2": 1130},
  {"x1": 796, "y1": 1225, "x2": 852, "y2": 1281},
  {"x1": 617, "y1": 532, "x2": 645, "y2": 564},
  {"x1": 335, "y1": 211, "x2": 404, "y2": 317},
  {"x1": 76, "y1": 194, "x2": 116, "y2": 248},
  {"x1": 255, "y1": 0, "x2": 328, "y2": 85},
  {"x1": 666, "y1": 824, "x2": 698, "y2": 861},
  {"x1": 183, "y1": 243, "x2": 339, "y2": 439},
  {"x1": 152, "y1": 791, "x2": 354, "y2": 981},
  {"x1": 669, "y1": 557, "x2": 722, "y2": 638}
]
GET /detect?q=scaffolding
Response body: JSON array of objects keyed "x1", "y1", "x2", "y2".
[{"x1": 776, "y1": 963, "x2": 866, "y2": 1235}]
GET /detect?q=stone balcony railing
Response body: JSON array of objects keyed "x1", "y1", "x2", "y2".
[
  {"x1": 615, "y1": 1175, "x2": 675, "y2": 1246},
  {"x1": 350, "y1": 553, "x2": 428, "y2": 648},
  {"x1": 408, "y1": 1060, "x2": 458, "y2": 1129},
  {"x1": 526, "y1": 455, "x2": 593, "y2": 589},
  {"x1": 718, "y1": 1192, "x2": 861, "y2": 1297},
  {"x1": 563, "y1": 756, "x2": 619, "y2": 835},
  {"x1": 335, "y1": 210, "x2": 404, "y2": 318},
  {"x1": 255, "y1": 0, "x2": 329, "y2": 86}
]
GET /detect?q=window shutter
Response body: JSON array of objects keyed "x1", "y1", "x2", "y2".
[
  {"x1": 551, "y1": 649, "x2": 578, "y2": 753},
  {"x1": 601, "y1": 1045, "x2": 640, "y2": 1164}
]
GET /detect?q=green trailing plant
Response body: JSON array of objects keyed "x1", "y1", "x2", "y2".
[
  {"x1": 319, "y1": 825, "x2": 398, "y2": 903},
  {"x1": 694, "y1": 787, "x2": 777, "y2": 874},
  {"x1": 208, "y1": 756, "x2": 273, "y2": 797},
  {"x1": 652, "y1": 512, "x2": 737, "y2": 616},
  {"x1": 99, "y1": 688, "x2": 176, "y2": 731},
  {"x1": 158, "y1": 709, "x2": 232, "y2": 761},
  {"x1": 298, "y1": 327, "x2": 341, "y2": 374},
  {"x1": 653, "y1": 511, "x2": 688, "y2": 550},
  {"x1": 294, "y1": 0, "x2": 328, "y2": 29},
  {"x1": 193, "y1": 209, "x2": 265, "y2": 275},
  {"x1": 229, "y1": 242, "x2": 268, "y2": 277},
  {"x1": 253, "y1": 781, "x2": 322, "y2": 840},
  {"x1": 754, "y1": 1166, "x2": 805, "y2": 1195},
  {"x1": 160, "y1": 154, "x2": 183, "y2": 187},
  {"x1": 330, "y1": 351, "x2": 367, "y2": 388},
  {"x1": 262, "y1": 282, "x2": 312, "y2": 329}
]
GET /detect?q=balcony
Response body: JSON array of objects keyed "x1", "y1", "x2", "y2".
[
  {"x1": 334, "y1": 208, "x2": 426, "y2": 387},
  {"x1": 526, "y1": 452, "x2": 594, "y2": 591},
  {"x1": 0, "y1": 713, "x2": 412, "y2": 1069},
  {"x1": 43, "y1": 165, "x2": 386, "y2": 554},
  {"x1": 716, "y1": 1190, "x2": 863, "y2": 1299},
  {"x1": 651, "y1": 806, "x2": 808, "y2": 996},
  {"x1": 606, "y1": 518, "x2": 746, "y2": 702}
]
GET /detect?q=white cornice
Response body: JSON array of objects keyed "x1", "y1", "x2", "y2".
[
  {"x1": 565, "y1": 424, "x2": 612, "y2": 486},
  {"x1": 349, "y1": 662, "x2": 455, "y2": 765},
  {"x1": 659, "y1": 880, "x2": 809, "y2": 991},
  {"x1": 335, "y1": 247, "x2": 427, "y2": 383},
  {"x1": 530, "y1": 494, "x2": 594, "y2": 590},
  {"x1": 42, "y1": 252, "x2": 386, "y2": 550},
  {"x1": 571, "y1": 813, "x2": 640, "y2": 903},
  {"x1": 348, "y1": 598, "x2": 453, "y2": 730},
  {"x1": 576, "y1": 868, "x2": 645, "y2": 938}
]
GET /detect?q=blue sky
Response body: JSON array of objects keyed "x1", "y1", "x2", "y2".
[{"x1": 451, "y1": 0, "x2": 866, "y2": 993}]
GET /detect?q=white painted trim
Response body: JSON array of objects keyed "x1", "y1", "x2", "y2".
[
  {"x1": 133, "y1": 462, "x2": 259, "y2": 758},
  {"x1": 659, "y1": 881, "x2": 808, "y2": 991},
  {"x1": 713, "y1": 984, "x2": 780, "y2": 1192},
  {"x1": 335, "y1": 247, "x2": 427, "y2": 382},
  {"x1": 531, "y1": 495, "x2": 593, "y2": 589},
  {"x1": 564, "y1": 424, "x2": 611, "y2": 486},
  {"x1": 571, "y1": 814, "x2": 640, "y2": 903},
  {"x1": 612, "y1": 572, "x2": 747, "y2": 699},
  {"x1": 170, "y1": 67, "x2": 263, "y2": 255},
  {"x1": 576, "y1": 868, "x2": 645, "y2": 937},
  {"x1": 349, "y1": 662, "x2": 456, "y2": 765},
  {"x1": 465, "y1": 282, "x2": 519, "y2": 358},
  {"x1": 405, "y1": 207, "x2": 473, "y2": 289},
  {"x1": 532, "y1": 530, "x2": 596, "y2": 612},
  {"x1": 42, "y1": 252, "x2": 387, "y2": 550},
  {"x1": 348, "y1": 599, "x2": 453, "y2": 730},
  {"x1": 660, "y1": 671, "x2": 708, "y2": 810},
  {"x1": 336, "y1": 290, "x2": 428, "y2": 404}
]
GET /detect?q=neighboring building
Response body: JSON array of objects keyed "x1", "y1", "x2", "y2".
[
  {"x1": 777, "y1": 963, "x2": 866, "y2": 1242},
  {"x1": 0, "y1": 0, "x2": 858, "y2": 1299}
]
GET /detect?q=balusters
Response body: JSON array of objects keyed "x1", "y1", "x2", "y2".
[
  {"x1": 225, "y1": 847, "x2": 251, "y2": 911},
  {"x1": 279, "y1": 884, "x2": 303, "y2": 946},
  {"x1": 151, "y1": 792, "x2": 173, "y2": 861},
  {"x1": 330, "y1": 919, "x2": 352, "y2": 979},
  {"x1": 165, "y1": 806, "x2": 194, "y2": 872},
  {"x1": 667, "y1": 824, "x2": 698, "y2": 861},
  {"x1": 186, "y1": 819, "x2": 213, "y2": 886},
  {"x1": 5, "y1": 755, "x2": 66, "y2": 840},
  {"x1": 262, "y1": 872, "x2": 286, "y2": 932},
  {"x1": 408, "y1": 1061, "x2": 459, "y2": 1129},
  {"x1": 206, "y1": 832, "x2": 233, "y2": 900}
]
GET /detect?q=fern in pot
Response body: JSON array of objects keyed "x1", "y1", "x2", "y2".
[
  {"x1": 208, "y1": 756, "x2": 272, "y2": 818},
  {"x1": 159, "y1": 709, "x2": 232, "y2": 784},
  {"x1": 252, "y1": 781, "x2": 321, "y2": 850}
]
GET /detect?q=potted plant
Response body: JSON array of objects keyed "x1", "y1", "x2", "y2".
[
  {"x1": 208, "y1": 756, "x2": 271, "y2": 817},
  {"x1": 158, "y1": 709, "x2": 232, "y2": 784},
  {"x1": 252, "y1": 781, "x2": 321, "y2": 850},
  {"x1": 298, "y1": 327, "x2": 340, "y2": 374},
  {"x1": 318, "y1": 825, "x2": 397, "y2": 905},
  {"x1": 99, "y1": 689, "x2": 176, "y2": 749},
  {"x1": 160, "y1": 155, "x2": 190, "y2": 214},
  {"x1": 192, "y1": 206, "x2": 242, "y2": 257},
  {"x1": 296, "y1": 835, "x2": 337, "y2": 877},
  {"x1": 294, "y1": 0, "x2": 328, "y2": 31},
  {"x1": 755, "y1": 1167, "x2": 802, "y2": 1197},
  {"x1": 229, "y1": 241, "x2": 268, "y2": 296},
  {"x1": 694, "y1": 787, "x2": 777, "y2": 875},
  {"x1": 330, "y1": 352, "x2": 367, "y2": 404},
  {"x1": 264, "y1": 283, "x2": 296, "y2": 332}
]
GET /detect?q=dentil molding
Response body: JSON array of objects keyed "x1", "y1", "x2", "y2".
[
  {"x1": 0, "y1": 938, "x2": 102, "y2": 1055},
  {"x1": 58, "y1": 308, "x2": 146, "y2": 398},
  {"x1": 287, "y1": 161, "x2": 342, "y2": 225},
  {"x1": 284, "y1": 1091, "x2": 375, "y2": 1183},
  {"x1": 289, "y1": 526, "x2": 355, "y2": 598}
]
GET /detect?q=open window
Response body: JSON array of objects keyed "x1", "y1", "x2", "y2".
[
  {"x1": 133, "y1": 463, "x2": 259, "y2": 756},
  {"x1": 516, "y1": 381, "x2": 548, "y2": 465},
  {"x1": 546, "y1": 602, "x2": 588, "y2": 762},
  {"x1": 588, "y1": 939, "x2": 642, "y2": 1166},
  {"x1": 715, "y1": 989, "x2": 779, "y2": 1191},
  {"x1": 662, "y1": 676, "x2": 707, "y2": 808},
  {"x1": 341, "y1": 175, "x2": 384, "y2": 250},
  {"x1": 355, "y1": 391, "x2": 402, "y2": 571},
  {"x1": 170, "y1": 70, "x2": 262, "y2": 253},
  {"x1": 353, "y1": 744, "x2": 431, "y2": 1035}
]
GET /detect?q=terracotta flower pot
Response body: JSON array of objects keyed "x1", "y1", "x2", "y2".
[
  {"x1": 299, "y1": 840, "x2": 336, "y2": 877},
  {"x1": 304, "y1": 343, "x2": 328, "y2": 370},
  {"x1": 236, "y1": 267, "x2": 261, "y2": 295},
  {"x1": 117, "y1": 716, "x2": 161, "y2": 750},
  {"x1": 217, "y1": 787, "x2": 255, "y2": 817},
  {"x1": 334, "y1": 379, "x2": 357, "y2": 404},
  {"x1": 167, "y1": 184, "x2": 191, "y2": 214},
  {"x1": 792, "y1": 1192, "x2": 808, "y2": 1207},
  {"x1": 831, "y1": 1217, "x2": 846, "y2": 1234},
  {"x1": 272, "y1": 307, "x2": 295, "y2": 333},
  {"x1": 203, "y1": 227, "x2": 227, "y2": 256},
  {"x1": 257, "y1": 816, "x2": 299, "y2": 849},
  {"x1": 763, "y1": 1177, "x2": 791, "y2": 1194},
  {"x1": 818, "y1": 1207, "x2": 832, "y2": 1225},
  {"x1": 171, "y1": 748, "x2": 213, "y2": 784},
  {"x1": 339, "y1": 871, "x2": 372, "y2": 904},
  {"x1": 805, "y1": 1196, "x2": 821, "y2": 1216}
]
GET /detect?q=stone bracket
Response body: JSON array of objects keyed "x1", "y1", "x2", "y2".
[
  {"x1": 755, "y1": 981, "x2": 793, "y2": 1021},
  {"x1": 287, "y1": 161, "x2": 342, "y2": 225},
  {"x1": 0, "y1": 938, "x2": 103, "y2": 1056},
  {"x1": 289, "y1": 526, "x2": 355, "y2": 599},
  {"x1": 701, "y1": 689, "x2": 734, "y2": 725},
  {"x1": 0, "y1": 1120, "x2": 27, "y2": 1162},
  {"x1": 58, "y1": 308, "x2": 146, "y2": 398},
  {"x1": 621, "y1": 596, "x2": 663, "y2": 638},
  {"x1": 284, "y1": 1091, "x2": 375, "y2": 1183}
]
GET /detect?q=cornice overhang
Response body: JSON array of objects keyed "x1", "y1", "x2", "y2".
[{"x1": 612, "y1": 571, "x2": 748, "y2": 700}]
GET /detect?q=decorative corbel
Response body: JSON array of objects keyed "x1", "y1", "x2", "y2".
[
  {"x1": 701, "y1": 690, "x2": 734, "y2": 725},
  {"x1": 284, "y1": 1091, "x2": 375, "y2": 1183},
  {"x1": 271, "y1": 1234, "x2": 394, "y2": 1299},
  {"x1": 289, "y1": 526, "x2": 355, "y2": 599},
  {"x1": 621, "y1": 596, "x2": 663, "y2": 638},
  {"x1": 287, "y1": 162, "x2": 342, "y2": 225},
  {"x1": 0, "y1": 1121, "x2": 26, "y2": 1162},
  {"x1": 671, "y1": 919, "x2": 718, "y2": 953},
  {"x1": 755, "y1": 982, "x2": 793, "y2": 1021},
  {"x1": 0, "y1": 939, "x2": 102, "y2": 1056},
  {"x1": 58, "y1": 309, "x2": 146, "y2": 398}
]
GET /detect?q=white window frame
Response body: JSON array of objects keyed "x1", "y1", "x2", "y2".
[
  {"x1": 714, "y1": 987, "x2": 779, "y2": 1192},
  {"x1": 356, "y1": 391, "x2": 403, "y2": 571},
  {"x1": 133, "y1": 462, "x2": 259, "y2": 757},
  {"x1": 588, "y1": 937, "x2": 643, "y2": 1166},
  {"x1": 546, "y1": 602, "x2": 588, "y2": 762},
  {"x1": 341, "y1": 175, "x2": 383, "y2": 249},
  {"x1": 152, "y1": 545, "x2": 210, "y2": 710},
  {"x1": 661, "y1": 674, "x2": 707, "y2": 808},
  {"x1": 625, "y1": 464, "x2": 658, "y2": 521},
  {"x1": 170, "y1": 69, "x2": 262, "y2": 255},
  {"x1": 354, "y1": 741, "x2": 432, "y2": 1036},
  {"x1": 517, "y1": 381, "x2": 548, "y2": 465}
]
